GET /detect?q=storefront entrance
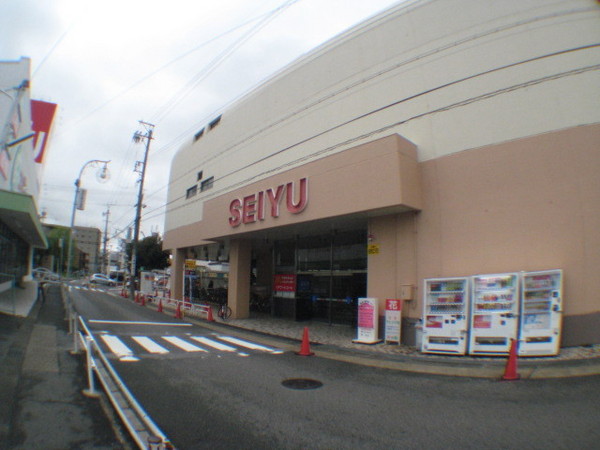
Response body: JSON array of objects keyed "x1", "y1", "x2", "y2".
[{"x1": 272, "y1": 229, "x2": 367, "y2": 325}]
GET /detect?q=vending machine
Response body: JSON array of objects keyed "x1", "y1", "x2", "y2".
[
  {"x1": 422, "y1": 277, "x2": 469, "y2": 355},
  {"x1": 519, "y1": 269, "x2": 563, "y2": 356},
  {"x1": 469, "y1": 273, "x2": 519, "y2": 355}
]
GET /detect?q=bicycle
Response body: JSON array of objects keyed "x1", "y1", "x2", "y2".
[{"x1": 218, "y1": 301, "x2": 232, "y2": 320}]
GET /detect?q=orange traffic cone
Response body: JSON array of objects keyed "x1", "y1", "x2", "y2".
[
  {"x1": 207, "y1": 306, "x2": 215, "y2": 322},
  {"x1": 157, "y1": 299, "x2": 163, "y2": 313},
  {"x1": 174, "y1": 302, "x2": 183, "y2": 319},
  {"x1": 296, "y1": 327, "x2": 315, "y2": 356},
  {"x1": 501, "y1": 339, "x2": 520, "y2": 381}
]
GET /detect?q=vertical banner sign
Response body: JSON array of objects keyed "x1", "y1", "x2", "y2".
[
  {"x1": 31, "y1": 100, "x2": 58, "y2": 164},
  {"x1": 353, "y1": 298, "x2": 381, "y2": 344},
  {"x1": 384, "y1": 299, "x2": 402, "y2": 344}
]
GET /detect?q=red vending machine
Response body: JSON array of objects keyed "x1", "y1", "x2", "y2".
[
  {"x1": 469, "y1": 273, "x2": 519, "y2": 355},
  {"x1": 519, "y1": 269, "x2": 563, "y2": 356},
  {"x1": 422, "y1": 277, "x2": 469, "y2": 355}
]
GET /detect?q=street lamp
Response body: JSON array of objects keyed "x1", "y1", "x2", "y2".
[{"x1": 66, "y1": 159, "x2": 110, "y2": 279}]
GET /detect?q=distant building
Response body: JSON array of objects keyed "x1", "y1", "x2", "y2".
[
  {"x1": 72, "y1": 226, "x2": 102, "y2": 274},
  {"x1": 0, "y1": 57, "x2": 55, "y2": 303}
]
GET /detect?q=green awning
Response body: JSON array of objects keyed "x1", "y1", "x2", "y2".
[{"x1": 0, "y1": 189, "x2": 48, "y2": 249}]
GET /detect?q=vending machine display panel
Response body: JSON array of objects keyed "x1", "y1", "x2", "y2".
[{"x1": 422, "y1": 277, "x2": 469, "y2": 355}]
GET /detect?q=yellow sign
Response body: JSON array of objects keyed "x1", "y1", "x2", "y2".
[
  {"x1": 367, "y1": 244, "x2": 380, "y2": 255},
  {"x1": 184, "y1": 259, "x2": 197, "y2": 269}
]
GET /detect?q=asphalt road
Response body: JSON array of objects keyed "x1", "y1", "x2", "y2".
[{"x1": 72, "y1": 288, "x2": 600, "y2": 449}]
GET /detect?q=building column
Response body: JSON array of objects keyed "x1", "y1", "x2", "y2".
[
  {"x1": 367, "y1": 213, "x2": 418, "y2": 343},
  {"x1": 171, "y1": 248, "x2": 185, "y2": 300},
  {"x1": 228, "y1": 239, "x2": 251, "y2": 319}
]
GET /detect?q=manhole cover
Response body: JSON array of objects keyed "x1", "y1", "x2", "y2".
[{"x1": 281, "y1": 378, "x2": 323, "y2": 390}]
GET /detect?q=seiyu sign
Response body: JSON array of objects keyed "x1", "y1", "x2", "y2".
[{"x1": 229, "y1": 177, "x2": 308, "y2": 227}]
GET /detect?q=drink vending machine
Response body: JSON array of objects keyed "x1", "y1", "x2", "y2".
[
  {"x1": 422, "y1": 277, "x2": 469, "y2": 355},
  {"x1": 519, "y1": 269, "x2": 563, "y2": 356},
  {"x1": 469, "y1": 273, "x2": 519, "y2": 355}
]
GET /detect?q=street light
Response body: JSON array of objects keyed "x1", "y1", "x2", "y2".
[{"x1": 66, "y1": 159, "x2": 110, "y2": 279}]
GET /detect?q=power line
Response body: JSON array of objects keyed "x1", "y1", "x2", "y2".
[{"x1": 151, "y1": 0, "x2": 300, "y2": 124}]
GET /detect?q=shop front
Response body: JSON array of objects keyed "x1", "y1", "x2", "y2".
[
  {"x1": 272, "y1": 229, "x2": 367, "y2": 324},
  {"x1": 164, "y1": 134, "x2": 422, "y2": 332}
]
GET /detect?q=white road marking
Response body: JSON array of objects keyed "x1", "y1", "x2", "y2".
[
  {"x1": 89, "y1": 320, "x2": 192, "y2": 327},
  {"x1": 162, "y1": 336, "x2": 207, "y2": 352},
  {"x1": 217, "y1": 336, "x2": 283, "y2": 354},
  {"x1": 132, "y1": 336, "x2": 170, "y2": 354},
  {"x1": 100, "y1": 335, "x2": 139, "y2": 361},
  {"x1": 191, "y1": 336, "x2": 237, "y2": 352}
]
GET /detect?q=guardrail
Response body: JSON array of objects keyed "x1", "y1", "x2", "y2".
[
  {"x1": 128, "y1": 291, "x2": 215, "y2": 322},
  {"x1": 64, "y1": 286, "x2": 174, "y2": 449}
]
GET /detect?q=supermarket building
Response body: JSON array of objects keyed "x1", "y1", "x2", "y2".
[{"x1": 163, "y1": 0, "x2": 600, "y2": 347}]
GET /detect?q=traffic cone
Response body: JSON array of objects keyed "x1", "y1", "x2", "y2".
[
  {"x1": 501, "y1": 339, "x2": 520, "y2": 381},
  {"x1": 174, "y1": 302, "x2": 183, "y2": 319},
  {"x1": 206, "y1": 306, "x2": 215, "y2": 322},
  {"x1": 140, "y1": 294, "x2": 146, "y2": 306},
  {"x1": 157, "y1": 299, "x2": 163, "y2": 313},
  {"x1": 296, "y1": 327, "x2": 315, "y2": 356}
]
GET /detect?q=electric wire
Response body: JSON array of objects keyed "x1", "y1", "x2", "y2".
[{"x1": 150, "y1": 0, "x2": 300, "y2": 124}]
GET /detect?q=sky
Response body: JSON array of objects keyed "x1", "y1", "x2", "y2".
[{"x1": 1, "y1": 0, "x2": 402, "y2": 250}]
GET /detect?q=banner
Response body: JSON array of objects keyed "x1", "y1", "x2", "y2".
[
  {"x1": 31, "y1": 100, "x2": 58, "y2": 164},
  {"x1": 353, "y1": 298, "x2": 381, "y2": 344},
  {"x1": 384, "y1": 299, "x2": 402, "y2": 344}
]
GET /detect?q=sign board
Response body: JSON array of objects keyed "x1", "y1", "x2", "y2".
[
  {"x1": 353, "y1": 298, "x2": 381, "y2": 344},
  {"x1": 367, "y1": 244, "x2": 380, "y2": 255},
  {"x1": 384, "y1": 299, "x2": 402, "y2": 344},
  {"x1": 273, "y1": 274, "x2": 296, "y2": 292},
  {"x1": 184, "y1": 259, "x2": 197, "y2": 270},
  {"x1": 140, "y1": 271, "x2": 154, "y2": 294}
]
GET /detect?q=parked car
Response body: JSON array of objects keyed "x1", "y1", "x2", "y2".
[
  {"x1": 32, "y1": 267, "x2": 60, "y2": 281},
  {"x1": 89, "y1": 273, "x2": 116, "y2": 286}
]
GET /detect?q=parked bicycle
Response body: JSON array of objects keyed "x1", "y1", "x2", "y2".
[
  {"x1": 200, "y1": 287, "x2": 231, "y2": 320},
  {"x1": 218, "y1": 301, "x2": 232, "y2": 320}
]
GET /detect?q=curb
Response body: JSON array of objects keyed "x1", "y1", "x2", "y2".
[{"x1": 122, "y1": 294, "x2": 600, "y2": 379}]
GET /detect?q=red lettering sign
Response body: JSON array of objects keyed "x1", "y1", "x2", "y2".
[
  {"x1": 228, "y1": 178, "x2": 308, "y2": 227},
  {"x1": 274, "y1": 274, "x2": 296, "y2": 292}
]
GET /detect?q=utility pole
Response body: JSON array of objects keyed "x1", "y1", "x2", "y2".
[
  {"x1": 102, "y1": 206, "x2": 110, "y2": 275},
  {"x1": 129, "y1": 121, "x2": 154, "y2": 300}
]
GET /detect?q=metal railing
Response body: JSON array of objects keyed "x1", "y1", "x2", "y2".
[
  {"x1": 126, "y1": 290, "x2": 215, "y2": 322},
  {"x1": 63, "y1": 286, "x2": 174, "y2": 449}
]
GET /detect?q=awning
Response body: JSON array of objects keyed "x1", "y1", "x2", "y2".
[{"x1": 0, "y1": 189, "x2": 48, "y2": 249}]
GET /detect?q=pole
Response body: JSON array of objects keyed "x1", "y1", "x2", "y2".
[
  {"x1": 102, "y1": 206, "x2": 110, "y2": 274},
  {"x1": 66, "y1": 160, "x2": 110, "y2": 279},
  {"x1": 129, "y1": 122, "x2": 154, "y2": 300}
]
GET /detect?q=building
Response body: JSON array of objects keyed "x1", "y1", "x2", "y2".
[
  {"x1": 163, "y1": 0, "x2": 600, "y2": 347},
  {"x1": 0, "y1": 57, "x2": 54, "y2": 309},
  {"x1": 72, "y1": 226, "x2": 102, "y2": 274}
]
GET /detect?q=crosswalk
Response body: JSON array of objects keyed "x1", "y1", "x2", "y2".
[{"x1": 98, "y1": 333, "x2": 284, "y2": 361}]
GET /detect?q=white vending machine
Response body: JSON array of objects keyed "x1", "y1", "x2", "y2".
[
  {"x1": 422, "y1": 277, "x2": 469, "y2": 355},
  {"x1": 519, "y1": 269, "x2": 563, "y2": 356},
  {"x1": 469, "y1": 273, "x2": 519, "y2": 355}
]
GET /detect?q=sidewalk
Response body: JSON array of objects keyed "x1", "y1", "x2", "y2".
[
  {"x1": 0, "y1": 284, "x2": 126, "y2": 449},
  {"x1": 187, "y1": 306, "x2": 600, "y2": 379}
]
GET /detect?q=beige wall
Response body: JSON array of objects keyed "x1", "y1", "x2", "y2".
[
  {"x1": 415, "y1": 124, "x2": 600, "y2": 344},
  {"x1": 164, "y1": 134, "x2": 421, "y2": 248}
]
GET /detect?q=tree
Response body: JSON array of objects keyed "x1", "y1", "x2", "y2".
[
  {"x1": 126, "y1": 234, "x2": 169, "y2": 274},
  {"x1": 34, "y1": 226, "x2": 71, "y2": 274}
]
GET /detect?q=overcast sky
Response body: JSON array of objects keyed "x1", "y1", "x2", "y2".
[{"x1": 1, "y1": 0, "x2": 402, "y2": 250}]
